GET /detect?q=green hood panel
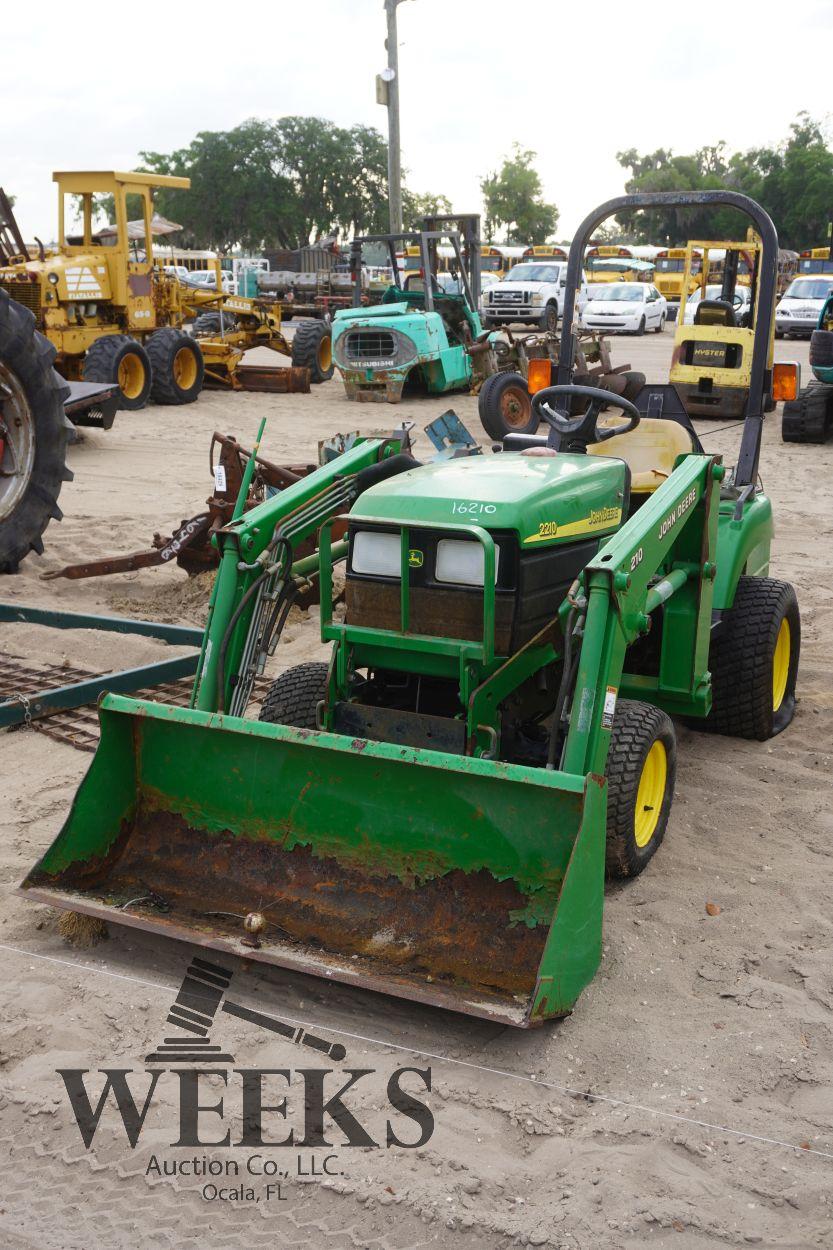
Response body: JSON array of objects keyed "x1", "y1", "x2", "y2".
[{"x1": 352, "y1": 453, "x2": 628, "y2": 546}]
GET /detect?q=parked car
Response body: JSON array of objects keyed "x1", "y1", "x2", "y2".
[
  {"x1": 580, "y1": 282, "x2": 667, "y2": 335},
  {"x1": 480, "y1": 261, "x2": 588, "y2": 331},
  {"x1": 682, "y1": 284, "x2": 752, "y2": 325},
  {"x1": 163, "y1": 264, "x2": 190, "y2": 282},
  {"x1": 186, "y1": 268, "x2": 235, "y2": 294},
  {"x1": 775, "y1": 277, "x2": 833, "y2": 338}
]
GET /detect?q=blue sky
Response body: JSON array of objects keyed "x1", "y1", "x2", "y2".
[{"x1": 4, "y1": 0, "x2": 831, "y2": 241}]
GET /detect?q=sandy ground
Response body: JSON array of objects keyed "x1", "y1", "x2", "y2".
[{"x1": 2, "y1": 326, "x2": 833, "y2": 1249}]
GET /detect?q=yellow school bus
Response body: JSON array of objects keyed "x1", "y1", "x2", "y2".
[
  {"x1": 522, "y1": 244, "x2": 569, "y2": 263},
  {"x1": 798, "y1": 246, "x2": 833, "y2": 276},
  {"x1": 481, "y1": 244, "x2": 525, "y2": 278}
]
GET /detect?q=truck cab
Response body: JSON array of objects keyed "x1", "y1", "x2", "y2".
[{"x1": 481, "y1": 261, "x2": 588, "y2": 331}]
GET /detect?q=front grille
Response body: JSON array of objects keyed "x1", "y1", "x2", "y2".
[
  {"x1": 345, "y1": 330, "x2": 396, "y2": 360},
  {"x1": 1, "y1": 279, "x2": 42, "y2": 319},
  {"x1": 492, "y1": 290, "x2": 525, "y2": 304}
]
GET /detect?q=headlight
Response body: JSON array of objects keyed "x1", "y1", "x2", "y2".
[
  {"x1": 48, "y1": 272, "x2": 59, "y2": 285},
  {"x1": 435, "y1": 540, "x2": 500, "y2": 587},
  {"x1": 531, "y1": 293, "x2": 544, "y2": 306},
  {"x1": 352, "y1": 531, "x2": 401, "y2": 578}
]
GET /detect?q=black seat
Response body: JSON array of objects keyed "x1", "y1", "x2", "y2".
[{"x1": 694, "y1": 299, "x2": 736, "y2": 327}]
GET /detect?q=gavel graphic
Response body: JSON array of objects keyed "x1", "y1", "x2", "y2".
[{"x1": 145, "y1": 957, "x2": 347, "y2": 1064}]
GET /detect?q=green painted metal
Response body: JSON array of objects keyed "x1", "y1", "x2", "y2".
[
  {"x1": 0, "y1": 654, "x2": 199, "y2": 728},
  {"x1": 351, "y1": 453, "x2": 627, "y2": 548},
  {"x1": 0, "y1": 602, "x2": 203, "y2": 646},
  {"x1": 21, "y1": 694, "x2": 598, "y2": 1026},
  {"x1": 711, "y1": 495, "x2": 773, "y2": 610}
]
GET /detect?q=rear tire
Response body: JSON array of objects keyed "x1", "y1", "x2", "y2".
[
  {"x1": 655, "y1": 313, "x2": 666, "y2": 333},
  {"x1": 193, "y1": 311, "x2": 238, "y2": 335},
  {"x1": 810, "y1": 328, "x2": 833, "y2": 368},
  {"x1": 781, "y1": 383, "x2": 832, "y2": 443},
  {"x1": 0, "y1": 291, "x2": 72, "y2": 572},
  {"x1": 605, "y1": 700, "x2": 676, "y2": 879},
  {"x1": 539, "y1": 302, "x2": 558, "y2": 332},
  {"x1": 290, "y1": 319, "x2": 334, "y2": 383},
  {"x1": 83, "y1": 335, "x2": 152, "y2": 410},
  {"x1": 258, "y1": 662, "x2": 328, "y2": 729},
  {"x1": 478, "y1": 370, "x2": 536, "y2": 440},
  {"x1": 705, "y1": 576, "x2": 800, "y2": 739},
  {"x1": 146, "y1": 328, "x2": 204, "y2": 405}
]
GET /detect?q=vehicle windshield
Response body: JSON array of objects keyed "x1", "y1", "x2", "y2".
[
  {"x1": 783, "y1": 279, "x2": 833, "y2": 300},
  {"x1": 588, "y1": 258, "x2": 632, "y2": 272},
  {"x1": 689, "y1": 285, "x2": 746, "y2": 304},
  {"x1": 656, "y1": 258, "x2": 686, "y2": 272},
  {"x1": 589, "y1": 284, "x2": 643, "y2": 302},
  {"x1": 502, "y1": 264, "x2": 559, "y2": 283}
]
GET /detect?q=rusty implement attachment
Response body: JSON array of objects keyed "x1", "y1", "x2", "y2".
[
  {"x1": 198, "y1": 338, "x2": 309, "y2": 393},
  {"x1": 20, "y1": 695, "x2": 606, "y2": 1027}
]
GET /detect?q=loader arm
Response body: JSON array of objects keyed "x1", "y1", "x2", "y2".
[
  {"x1": 562, "y1": 452, "x2": 724, "y2": 779},
  {"x1": 192, "y1": 437, "x2": 408, "y2": 715}
]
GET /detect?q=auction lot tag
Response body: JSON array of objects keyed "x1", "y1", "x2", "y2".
[{"x1": 214, "y1": 465, "x2": 227, "y2": 492}]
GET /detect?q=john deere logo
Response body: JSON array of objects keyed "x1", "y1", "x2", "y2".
[{"x1": 408, "y1": 549, "x2": 424, "y2": 568}]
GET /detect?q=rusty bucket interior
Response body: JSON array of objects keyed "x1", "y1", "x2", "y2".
[{"x1": 20, "y1": 694, "x2": 605, "y2": 1026}]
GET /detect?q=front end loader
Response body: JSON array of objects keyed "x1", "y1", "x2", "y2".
[{"x1": 21, "y1": 193, "x2": 801, "y2": 1027}]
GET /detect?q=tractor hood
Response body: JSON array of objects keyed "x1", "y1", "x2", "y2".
[
  {"x1": 0, "y1": 252, "x2": 113, "y2": 302},
  {"x1": 351, "y1": 453, "x2": 627, "y2": 547}
]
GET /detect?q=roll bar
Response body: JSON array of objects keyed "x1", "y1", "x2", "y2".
[{"x1": 558, "y1": 192, "x2": 780, "y2": 487}]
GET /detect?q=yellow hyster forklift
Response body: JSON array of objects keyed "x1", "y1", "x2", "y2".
[
  {"x1": 0, "y1": 171, "x2": 332, "y2": 409},
  {"x1": 669, "y1": 237, "x2": 796, "y2": 419}
]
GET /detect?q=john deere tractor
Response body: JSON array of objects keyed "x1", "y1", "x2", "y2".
[
  {"x1": 24, "y1": 192, "x2": 800, "y2": 1028},
  {"x1": 782, "y1": 292, "x2": 833, "y2": 442},
  {"x1": 0, "y1": 171, "x2": 332, "y2": 410}
]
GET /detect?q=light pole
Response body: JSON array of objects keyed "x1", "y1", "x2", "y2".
[{"x1": 379, "y1": 0, "x2": 405, "y2": 234}]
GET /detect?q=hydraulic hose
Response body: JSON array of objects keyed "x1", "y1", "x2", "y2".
[{"x1": 546, "y1": 606, "x2": 580, "y2": 771}]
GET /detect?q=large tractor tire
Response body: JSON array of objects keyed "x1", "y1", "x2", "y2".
[
  {"x1": 193, "y1": 311, "x2": 238, "y2": 336},
  {"x1": 258, "y1": 662, "x2": 328, "y2": 729},
  {"x1": 781, "y1": 383, "x2": 833, "y2": 444},
  {"x1": 0, "y1": 290, "x2": 72, "y2": 572},
  {"x1": 290, "y1": 319, "x2": 334, "y2": 383},
  {"x1": 83, "y1": 334, "x2": 152, "y2": 410},
  {"x1": 705, "y1": 576, "x2": 800, "y2": 740},
  {"x1": 605, "y1": 700, "x2": 676, "y2": 879},
  {"x1": 147, "y1": 328, "x2": 204, "y2": 405},
  {"x1": 478, "y1": 371, "x2": 537, "y2": 441}
]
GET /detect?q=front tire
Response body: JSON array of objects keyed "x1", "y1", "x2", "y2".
[
  {"x1": 0, "y1": 291, "x2": 72, "y2": 571},
  {"x1": 290, "y1": 319, "x2": 334, "y2": 383},
  {"x1": 83, "y1": 335, "x2": 152, "y2": 410},
  {"x1": 605, "y1": 700, "x2": 676, "y2": 879},
  {"x1": 706, "y1": 576, "x2": 800, "y2": 739},
  {"x1": 146, "y1": 328, "x2": 204, "y2": 405},
  {"x1": 258, "y1": 662, "x2": 329, "y2": 729},
  {"x1": 635, "y1": 316, "x2": 646, "y2": 337},
  {"x1": 478, "y1": 371, "x2": 536, "y2": 440}
]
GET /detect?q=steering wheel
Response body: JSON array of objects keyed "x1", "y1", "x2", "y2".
[{"x1": 531, "y1": 384, "x2": 641, "y2": 453}]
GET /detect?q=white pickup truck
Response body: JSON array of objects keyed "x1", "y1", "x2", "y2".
[{"x1": 480, "y1": 260, "x2": 588, "y2": 331}]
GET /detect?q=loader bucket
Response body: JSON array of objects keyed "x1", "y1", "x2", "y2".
[{"x1": 20, "y1": 694, "x2": 607, "y2": 1026}]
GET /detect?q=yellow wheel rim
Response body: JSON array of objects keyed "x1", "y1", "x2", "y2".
[
  {"x1": 317, "y1": 335, "x2": 332, "y2": 372},
  {"x1": 117, "y1": 351, "x2": 145, "y2": 400},
  {"x1": 634, "y1": 740, "x2": 667, "y2": 848},
  {"x1": 772, "y1": 618, "x2": 791, "y2": 711},
  {"x1": 173, "y1": 345, "x2": 198, "y2": 390}
]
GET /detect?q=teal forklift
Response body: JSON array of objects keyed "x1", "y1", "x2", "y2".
[{"x1": 331, "y1": 214, "x2": 484, "y2": 402}]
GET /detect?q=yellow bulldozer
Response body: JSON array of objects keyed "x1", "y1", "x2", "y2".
[{"x1": 0, "y1": 171, "x2": 333, "y2": 409}]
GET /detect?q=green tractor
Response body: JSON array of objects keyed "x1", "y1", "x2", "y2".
[
  {"x1": 23, "y1": 192, "x2": 801, "y2": 1028},
  {"x1": 331, "y1": 214, "x2": 483, "y2": 402},
  {"x1": 782, "y1": 292, "x2": 833, "y2": 442}
]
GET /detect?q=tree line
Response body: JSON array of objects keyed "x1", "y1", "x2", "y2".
[{"x1": 115, "y1": 113, "x2": 830, "y2": 252}]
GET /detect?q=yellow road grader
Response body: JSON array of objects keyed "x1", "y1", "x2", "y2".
[{"x1": 0, "y1": 171, "x2": 333, "y2": 409}]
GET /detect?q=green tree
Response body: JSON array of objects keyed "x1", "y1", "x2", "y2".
[
  {"x1": 402, "y1": 190, "x2": 453, "y2": 230},
  {"x1": 480, "y1": 144, "x2": 558, "y2": 244},
  {"x1": 615, "y1": 116, "x2": 833, "y2": 250}
]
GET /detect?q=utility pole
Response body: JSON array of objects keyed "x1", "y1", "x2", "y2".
[{"x1": 381, "y1": 0, "x2": 405, "y2": 233}]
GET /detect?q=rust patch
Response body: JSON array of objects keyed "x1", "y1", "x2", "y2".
[
  {"x1": 128, "y1": 272, "x2": 152, "y2": 297},
  {"x1": 37, "y1": 807, "x2": 549, "y2": 1001}
]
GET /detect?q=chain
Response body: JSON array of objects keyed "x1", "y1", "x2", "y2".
[{"x1": 1, "y1": 692, "x2": 33, "y2": 728}]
